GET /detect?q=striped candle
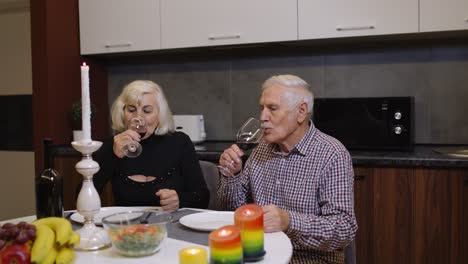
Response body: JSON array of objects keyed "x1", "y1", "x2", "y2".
[
  {"x1": 209, "y1": 225, "x2": 243, "y2": 264},
  {"x1": 234, "y1": 204, "x2": 265, "y2": 261}
]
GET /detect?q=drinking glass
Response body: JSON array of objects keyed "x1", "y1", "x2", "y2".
[
  {"x1": 218, "y1": 118, "x2": 263, "y2": 176},
  {"x1": 122, "y1": 117, "x2": 146, "y2": 158}
]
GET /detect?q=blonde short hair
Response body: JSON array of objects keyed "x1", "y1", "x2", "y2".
[
  {"x1": 111, "y1": 80, "x2": 175, "y2": 135},
  {"x1": 262, "y1": 74, "x2": 314, "y2": 113}
]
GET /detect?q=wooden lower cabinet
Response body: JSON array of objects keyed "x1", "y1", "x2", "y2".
[
  {"x1": 354, "y1": 167, "x2": 414, "y2": 264},
  {"x1": 462, "y1": 172, "x2": 468, "y2": 264},
  {"x1": 354, "y1": 167, "x2": 467, "y2": 264},
  {"x1": 413, "y1": 168, "x2": 465, "y2": 264}
]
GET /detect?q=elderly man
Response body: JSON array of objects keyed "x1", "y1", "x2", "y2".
[{"x1": 217, "y1": 74, "x2": 357, "y2": 263}]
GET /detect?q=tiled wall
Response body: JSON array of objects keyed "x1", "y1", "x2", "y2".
[{"x1": 108, "y1": 43, "x2": 468, "y2": 144}]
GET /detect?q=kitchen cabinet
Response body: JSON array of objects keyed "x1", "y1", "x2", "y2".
[
  {"x1": 354, "y1": 167, "x2": 467, "y2": 264},
  {"x1": 76, "y1": 0, "x2": 468, "y2": 55},
  {"x1": 463, "y1": 172, "x2": 468, "y2": 264},
  {"x1": 298, "y1": 0, "x2": 418, "y2": 40},
  {"x1": 79, "y1": 0, "x2": 161, "y2": 55},
  {"x1": 420, "y1": 0, "x2": 468, "y2": 32},
  {"x1": 353, "y1": 167, "x2": 414, "y2": 264},
  {"x1": 160, "y1": 0, "x2": 297, "y2": 49},
  {"x1": 413, "y1": 168, "x2": 466, "y2": 264}
]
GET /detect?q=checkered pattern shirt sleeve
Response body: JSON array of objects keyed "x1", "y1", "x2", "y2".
[{"x1": 218, "y1": 124, "x2": 357, "y2": 256}]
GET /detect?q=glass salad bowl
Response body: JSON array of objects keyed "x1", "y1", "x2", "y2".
[{"x1": 101, "y1": 210, "x2": 172, "y2": 257}]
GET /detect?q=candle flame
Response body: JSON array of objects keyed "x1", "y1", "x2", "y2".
[
  {"x1": 82, "y1": 62, "x2": 87, "y2": 66},
  {"x1": 243, "y1": 209, "x2": 254, "y2": 216},
  {"x1": 219, "y1": 229, "x2": 232, "y2": 237},
  {"x1": 189, "y1": 248, "x2": 199, "y2": 255}
]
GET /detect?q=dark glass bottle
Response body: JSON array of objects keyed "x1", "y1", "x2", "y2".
[{"x1": 35, "y1": 138, "x2": 63, "y2": 218}]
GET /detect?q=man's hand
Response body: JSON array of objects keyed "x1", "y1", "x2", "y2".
[
  {"x1": 219, "y1": 144, "x2": 244, "y2": 176},
  {"x1": 262, "y1": 205, "x2": 290, "y2": 233},
  {"x1": 112, "y1": 130, "x2": 141, "y2": 158},
  {"x1": 156, "y1": 189, "x2": 179, "y2": 212}
]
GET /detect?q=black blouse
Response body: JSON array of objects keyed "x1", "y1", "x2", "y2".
[{"x1": 92, "y1": 131, "x2": 209, "y2": 209}]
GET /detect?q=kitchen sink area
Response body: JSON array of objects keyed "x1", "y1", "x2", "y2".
[{"x1": 433, "y1": 147, "x2": 468, "y2": 158}]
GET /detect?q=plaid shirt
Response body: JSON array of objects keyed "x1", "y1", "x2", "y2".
[{"x1": 218, "y1": 123, "x2": 357, "y2": 264}]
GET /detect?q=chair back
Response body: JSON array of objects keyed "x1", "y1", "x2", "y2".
[
  {"x1": 344, "y1": 239, "x2": 356, "y2": 264},
  {"x1": 199, "y1": 160, "x2": 220, "y2": 210}
]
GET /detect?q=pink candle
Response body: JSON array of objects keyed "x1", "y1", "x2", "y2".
[{"x1": 80, "y1": 62, "x2": 91, "y2": 143}]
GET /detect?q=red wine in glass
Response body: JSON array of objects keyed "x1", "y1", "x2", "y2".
[
  {"x1": 237, "y1": 142, "x2": 259, "y2": 151},
  {"x1": 123, "y1": 117, "x2": 146, "y2": 158},
  {"x1": 217, "y1": 118, "x2": 263, "y2": 176}
]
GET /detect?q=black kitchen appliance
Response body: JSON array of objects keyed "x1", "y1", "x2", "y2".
[{"x1": 312, "y1": 97, "x2": 414, "y2": 151}]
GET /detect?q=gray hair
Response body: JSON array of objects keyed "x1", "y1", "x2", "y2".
[
  {"x1": 262, "y1": 74, "x2": 314, "y2": 113},
  {"x1": 111, "y1": 80, "x2": 175, "y2": 135}
]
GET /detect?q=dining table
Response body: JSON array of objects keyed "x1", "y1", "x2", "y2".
[{"x1": 1, "y1": 207, "x2": 293, "y2": 264}]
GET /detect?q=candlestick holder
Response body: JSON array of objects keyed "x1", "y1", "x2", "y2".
[{"x1": 71, "y1": 140, "x2": 111, "y2": 251}]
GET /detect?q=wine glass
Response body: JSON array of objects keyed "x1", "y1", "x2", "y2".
[
  {"x1": 122, "y1": 117, "x2": 146, "y2": 158},
  {"x1": 218, "y1": 117, "x2": 263, "y2": 176}
]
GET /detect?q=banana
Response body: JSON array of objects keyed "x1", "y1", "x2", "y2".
[
  {"x1": 56, "y1": 246, "x2": 76, "y2": 264},
  {"x1": 41, "y1": 245, "x2": 58, "y2": 264},
  {"x1": 67, "y1": 232, "x2": 80, "y2": 248},
  {"x1": 31, "y1": 223, "x2": 55, "y2": 264},
  {"x1": 34, "y1": 217, "x2": 72, "y2": 247}
]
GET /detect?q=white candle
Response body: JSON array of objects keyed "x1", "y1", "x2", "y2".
[{"x1": 80, "y1": 62, "x2": 92, "y2": 143}]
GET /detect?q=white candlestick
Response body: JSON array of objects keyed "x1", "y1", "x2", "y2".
[{"x1": 80, "y1": 62, "x2": 92, "y2": 144}]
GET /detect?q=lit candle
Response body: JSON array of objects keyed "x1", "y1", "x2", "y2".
[
  {"x1": 234, "y1": 204, "x2": 265, "y2": 261},
  {"x1": 209, "y1": 225, "x2": 243, "y2": 264},
  {"x1": 80, "y1": 62, "x2": 92, "y2": 144},
  {"x1": 179, "y1": 247, "x2": 208, "y2": 264}
]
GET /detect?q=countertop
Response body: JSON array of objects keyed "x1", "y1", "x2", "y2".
[
  {"x1": 194, "y1": 142, "x2": 468, "y2": 168},
  {"x1": 52, "y1": 141, "x2": 468, "y2": 168}
]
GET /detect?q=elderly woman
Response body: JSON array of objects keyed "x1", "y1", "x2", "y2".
[{"x1": 92, "y1": 80, "x2": 209, "y2": 212}]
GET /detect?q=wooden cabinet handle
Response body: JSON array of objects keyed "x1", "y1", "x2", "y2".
[{"x1": 354, "y1": 175, "x2": 366, "y2": 181}]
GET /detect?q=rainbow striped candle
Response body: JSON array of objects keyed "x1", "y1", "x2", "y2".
[
  {"x1": 209, "y1": 225, "x2": 243, "y2": 264},
  {"x1": 234, "y1": 204, "x2": 265, "y2": 261}
]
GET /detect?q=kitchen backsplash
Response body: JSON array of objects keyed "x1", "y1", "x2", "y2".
[{"x1": 107, "y1": 43, "x2": 468, "y2": 144}]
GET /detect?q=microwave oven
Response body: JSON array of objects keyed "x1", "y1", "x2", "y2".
[{"x1": 312, "y1": 97, "x2": 414, "y2": 151}]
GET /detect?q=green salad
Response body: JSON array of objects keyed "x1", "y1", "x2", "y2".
[{"x1": 108, "y1": 224, "x2": 165, "y2": 257}]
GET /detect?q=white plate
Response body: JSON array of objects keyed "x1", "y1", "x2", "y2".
[
  {"x1": 70, "y1": 206, "x2": 160, "y2": 225},
  {"x1": 179, "y1": 211, "x2": 234, "y2": 231}
]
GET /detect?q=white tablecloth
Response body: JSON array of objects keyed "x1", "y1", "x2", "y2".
[{"x1": 1, "y1": 208, "x2": 293, "y2": 264}]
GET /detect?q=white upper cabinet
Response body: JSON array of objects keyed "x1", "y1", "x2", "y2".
[
  {"x1": 160, "y1": 0, "x2": 297, "y2": 49},
  {"x1": 420, "y1": 0, "x2": 468, "y2": 32},
  {"x1": 79, "y1": 0, "x2": 161, "y2": 55},
  {"x1": 298, "y1": 0, "x2": 419, "y2": 40}
]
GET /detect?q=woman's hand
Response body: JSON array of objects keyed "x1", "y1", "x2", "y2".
[
  {"x1": 156, "y1": 189, "x2": 179, "y2": 212},
  {"x1": 112, "y1": 130, "x2": 141, "y2": 158}
]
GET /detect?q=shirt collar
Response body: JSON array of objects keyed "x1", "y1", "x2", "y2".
[{"x1": 271, "y1": 121, "x2": 317, "y2": 157}]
